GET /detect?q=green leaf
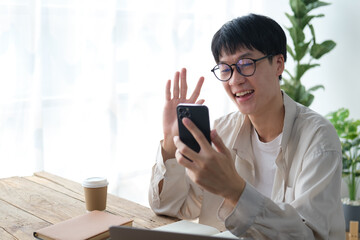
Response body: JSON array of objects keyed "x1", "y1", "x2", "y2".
[
  {"x1": 306, "y1": 95, "x2": 314, "y2": 106},
  {"x1": 308, "y1": 84, "x2": 325, "y2": 93},
  {"x1": 294, "y1": 41, "x2": 311, "y2": 61},
  {"x1": 354, "y1": 120, "x2": 360, "y2": 126},
  {"x1": 281, "y1": 80, "x2": 295, "y2": 94},
  {"x1": 343, "y1": 159, "x2": 352, "y2": 169},
  {"x1": 286, "y1": 13, "x2": 319, "y2": 30},
  {"x1": 306, "y1": 1, "x2": 331, "y2": 13},
  {"x1": 347, "y1": 133, "x2": 358, "y2": 140},
  {"x1": 296, "y1": 85, "x2": 314, "y2": 107},
  {"x1": 342, "y1": 142, "x2": 352, "y2": 151},
  {"x1": 338, "y1": 108, "x2": 349, "y2": 121},
  {"x1": 348, "y1": 125, "x2": 358, "y2": 133},
  {"x1": 310, "y1": 40, "x2": 336, "y2": 59},
  {"x1": 290, "y1": 0, "x2": 307, "y2": 18},
  {"x1": 284, "y1": 69, "x2": 295, "y2": 80},
  {"x1": 303, "y1": 0, "x2": 318, "y2": 4},
  {"x1": 354, "y1": 137, "x2": 360, "y2": 145},
  {"x1": 302, "y1": 93, "x2": 314, "y2": 107},
  {"x1": 286, "y1": 44, "x2": 295, "y2": 60},
  {"x1": 302, "y1": 14, "x2": 325, "y2": 28},
  {"x1": 288, "y1": 27, "x2": 306, "y2": 45},
  {"x1": 309, "y1": 24, "x2": 316, "y2": 43},
  {"x1": 299, "y1": 15, "x2": 316, "y2": 29},
  {"x1": 281, "y1": 78, "x2": 301, "y2": 102},
  {"x1": 296, "y1": 63, "x2": 320, "y2": 80},
  {"x1": 285, "y1": 13, "x2": 298, "y2": 28}
]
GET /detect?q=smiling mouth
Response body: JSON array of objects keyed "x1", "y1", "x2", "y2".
[{"x1": 235, "y1": 90, "x2": 254, "y2": 97}]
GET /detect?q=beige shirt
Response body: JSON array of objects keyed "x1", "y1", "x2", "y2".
[{"x1": 148, "y1": 92, "x2": 345, "y2": 240}]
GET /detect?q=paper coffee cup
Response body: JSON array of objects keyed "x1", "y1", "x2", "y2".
[{"x1": 82, "y1": 177, "x2": 108, "y2": 211}]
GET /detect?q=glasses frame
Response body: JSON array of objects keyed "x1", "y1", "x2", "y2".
[{"x1": 211, "y1": 55, "x2": 273, "y2": 82}]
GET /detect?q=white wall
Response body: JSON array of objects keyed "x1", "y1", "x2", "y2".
[{"x1": 309, "y1": 0, "x2": 360, "y2": 119}]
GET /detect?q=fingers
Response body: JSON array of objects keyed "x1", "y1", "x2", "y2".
[
  {"x1": 211, "y1": 129, "x2": 231, "y2": 156},
  {"x1": 168, "y1": 68, "x2": 204, "y2": 103},
  {"x1": 180, "y1": 68, "x2": 188, "y2": 99},
  {"x1": 172, "y1": 71, "x2": 180, "y2": 99},
  {"x1": 182, "y1": 118, "x2": 211, "y2": 151},
  {"x1": 165, "y1": 80, "x2": 171, "y2": 101},
  {"x1": 175, "y1": 149, "x2": 194, "y2": 167},
  {"x1": 173, "y1": 136, "x2": 197, "y2": 168},
  {"x1": 188, "y1": 76, "x2": 204, "y2": 103}
]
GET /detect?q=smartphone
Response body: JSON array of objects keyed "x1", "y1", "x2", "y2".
[{"x1": 176, "y1": 104, "x2": 211, "y2": 153}]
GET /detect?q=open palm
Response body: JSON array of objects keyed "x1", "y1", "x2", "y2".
[{"x1": 162, "y1": 68, "x2": 205, "y2": 157}]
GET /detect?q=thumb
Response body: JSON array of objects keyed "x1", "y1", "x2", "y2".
[{"x1": 211, "y1": 129, "x2": 230, "y2": 155}]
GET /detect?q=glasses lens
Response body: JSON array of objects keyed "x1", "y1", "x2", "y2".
[
  {"x1": 213, "y1": 64, "x2": 231, "y2": 81},
  {"x1": 237, "y1": 59, "x2": 255, "y2": 76}
]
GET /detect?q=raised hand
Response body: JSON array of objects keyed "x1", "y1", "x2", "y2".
[{"x1": 162, "y1": 68, "x2": 204, "y2": 160}]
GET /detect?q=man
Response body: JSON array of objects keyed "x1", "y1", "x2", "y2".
[{"x1": 148, "y1": 14, "x2": 345, "y2": 239}]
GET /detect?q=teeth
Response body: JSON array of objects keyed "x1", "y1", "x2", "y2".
[{"x1": 236, "y1": 90, "x2": 253, "y2": 97}]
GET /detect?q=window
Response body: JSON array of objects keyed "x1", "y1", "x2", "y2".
[{"x1": 0, "y1": 0, "x2": 264, "y2": 206}]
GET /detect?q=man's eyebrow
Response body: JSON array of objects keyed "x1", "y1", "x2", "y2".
[
  {"x1": 218, "y1": 52, "x2": 253, "y2": 64},
  {"x1": 239, "y1": 52, "x2": 252, "y2": 58}
]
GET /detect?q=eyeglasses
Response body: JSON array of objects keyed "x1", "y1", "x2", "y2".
[{"x1": 211, "y1": 55, "x2": 272, "y2": 82}]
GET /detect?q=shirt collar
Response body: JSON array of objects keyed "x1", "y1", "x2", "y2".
[{"x1": 231, "y1": 91, "x2": 298, "y2": 162}]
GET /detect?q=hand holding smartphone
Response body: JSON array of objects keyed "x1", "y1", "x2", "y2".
[{"x1": 177, "y1": 104, "x2": 211, "y2": 153}]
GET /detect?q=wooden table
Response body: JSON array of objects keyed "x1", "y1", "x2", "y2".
[{"x1": 0, "y1": 172, "x2": 177, "y2": 240}]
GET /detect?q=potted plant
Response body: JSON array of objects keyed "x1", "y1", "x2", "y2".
[
  {"x1": 281, "y1": 0, "x2": 336, "y2": 107},
  {"x1": 326, "y1": 108, "x2": 360, "y2": 231}
]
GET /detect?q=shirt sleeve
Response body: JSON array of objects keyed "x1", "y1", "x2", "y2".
[
  {"x1": 218, "y1": 150, "x2": 344, "y2": 240},
  {"x1": 148, "y1": 141, "x2": 203, "y2": 219}
]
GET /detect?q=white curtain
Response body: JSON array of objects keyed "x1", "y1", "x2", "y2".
[{"x1": 0, "y1": 0, "x2": 266, "y2": 205}]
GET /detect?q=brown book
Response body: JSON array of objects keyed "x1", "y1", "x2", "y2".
[{"x1": 33, "y1": 210, "x2": 133, "y2": 240}]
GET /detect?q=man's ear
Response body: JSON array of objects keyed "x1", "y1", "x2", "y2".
[{"x1": 275, "y1": 54, "x2": 285, "y2": 80}]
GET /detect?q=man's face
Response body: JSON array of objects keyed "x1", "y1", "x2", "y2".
[{"x1": 219, "y1": 48, "x2": 284, "y2": 117}]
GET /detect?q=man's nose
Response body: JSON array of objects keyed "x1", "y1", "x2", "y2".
[{"x1": 229, "y1": 68, "x2": 246, "y2": 85}]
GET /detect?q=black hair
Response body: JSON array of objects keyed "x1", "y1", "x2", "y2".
[{"x1": 211, "y1": 14, "x2": 287, "y2": 64}]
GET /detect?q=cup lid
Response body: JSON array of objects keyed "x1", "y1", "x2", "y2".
[{"x1": 82, "y1": 177, "x2": 108, "y2": 188}]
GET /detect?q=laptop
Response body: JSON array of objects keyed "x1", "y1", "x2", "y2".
[{"x1": 109, "y1": 226, "x2": 247, "y2": 240}]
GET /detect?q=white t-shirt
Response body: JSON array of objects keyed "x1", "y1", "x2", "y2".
[{"x1": 251, "y1": 127, "x2": 282, "y2": 198}]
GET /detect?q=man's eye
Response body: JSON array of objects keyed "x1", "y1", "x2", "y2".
[
  {"x1": 239, "y1": 62, "x2": 253, "y2": 68},
  {"x1": 221, "y1": 68, "x2": 231, "y2": 73}
]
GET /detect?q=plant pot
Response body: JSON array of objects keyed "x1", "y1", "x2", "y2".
[{"x1": 342, "y1": 199, "x2": 360, "y2": 232}]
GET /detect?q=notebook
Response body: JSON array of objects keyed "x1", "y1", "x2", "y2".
[
  {"x1": 109, "y1": 225, "x2": 249, "y2": 240},
  {"x1": 34, "y1": 210, "x2": 132, "y2": 240},
  {"x1": 154, "y1": 220, "x2": 236, "y2": 237}
]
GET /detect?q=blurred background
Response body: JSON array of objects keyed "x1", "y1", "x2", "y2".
[{"x1": 0, "y1": 0, "x2": 359, "y2": 207}]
